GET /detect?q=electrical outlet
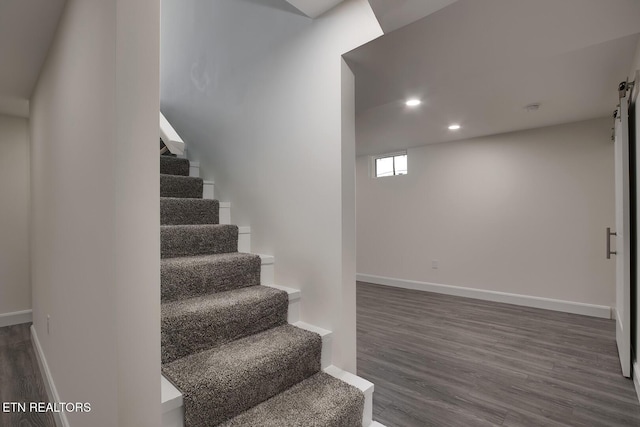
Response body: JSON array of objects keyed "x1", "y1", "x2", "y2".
[
  {"x1": 47, "y1": 315, "x2": 50, "y2": 335},
  {"x1": 431, "y1": 260, "x2": 439, "y2": 269}
]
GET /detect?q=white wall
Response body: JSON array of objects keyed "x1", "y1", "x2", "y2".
[
  {"x1": 0, "y1": 114, "x2": 30, "y2": 318},
  {"x1": 114, "y1": 1, "x2": 161, "y2": 425},
  {"x1": 161, "y1": 0, "x2": 382, "y2": 371},
  {"x1": 340, "y1": 59, "x2": 357, "y2": 366},
  {"x1": 630, "y1": 37, "x2": 640, "y2": 374},
  {"x1": 357, "y1": 118, "x2": 615, "y2": 308},
  {"x1": 30, "y1": 0, "x2": 160, "y2": 426}
]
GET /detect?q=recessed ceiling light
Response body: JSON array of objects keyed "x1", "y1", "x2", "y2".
[
  {"x1": 448, "y1": 124, "x2": 461, "y2": 130},
  {"x1": 406, "y1": 99, "x2": 421, "y2": 107}
]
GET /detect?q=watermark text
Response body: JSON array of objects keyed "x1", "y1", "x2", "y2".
[{"x1": 2, "y1": 402, "x2": 91, "y2": 413}]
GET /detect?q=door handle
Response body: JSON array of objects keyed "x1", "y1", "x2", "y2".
[{"x1": 607, "y1": 227, "x2": 617, "y2": 259}]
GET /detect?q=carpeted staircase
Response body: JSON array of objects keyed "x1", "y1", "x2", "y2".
[{"x1": 159, "y1": 155, "x2": 365, "y2": 427}]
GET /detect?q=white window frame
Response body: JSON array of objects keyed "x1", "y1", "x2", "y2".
[{"x1": 371, "y1": 150, "x2": 408, "y2": 178}]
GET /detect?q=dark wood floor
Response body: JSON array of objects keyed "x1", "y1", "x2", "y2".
[
  {"x1": 0, "y1": 323, "x2": 56, "y2": 427},
  {"x1": 357, "y1": 282, "x2": 640, "y2": 427}
]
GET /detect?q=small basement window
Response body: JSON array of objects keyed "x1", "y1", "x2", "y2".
[{"x1": 373, "y1": 152, "x2": 407, "y2": 177}]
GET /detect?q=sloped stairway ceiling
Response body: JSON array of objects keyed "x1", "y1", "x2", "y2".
[
  {"x1": 285, "y1": 0, "x2": 345, "y2": 18},
  {"x1": 284, "y1": 0, "x2": 458, "y2": 31},
  {"x1": 368, "y1": 0, "x2": 458, "y2": 33},
  {"x1": 0, "y1": 0, "x2": 65, "y2": 117}
]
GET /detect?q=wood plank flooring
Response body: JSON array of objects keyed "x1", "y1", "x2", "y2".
[
  {"x1": 357, "y1": 282, "x2": 640, "y2": 427},
  {"x1": 0, "y1": 323, "x2": 56, "y2": 427}
]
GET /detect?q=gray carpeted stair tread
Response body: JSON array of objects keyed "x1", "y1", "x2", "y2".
[
  {"x1": 161, "y1": 174, "x2": 203, "y2": 198},
  {"x1": 220, "y1": 372, "x2": 365, "y2": 427},
  {"x1": 162, "y1": 252, "x2": 261, "y2": 302},
  {"x1": 162, "y1": 285, "x2": 288, "y2": 364},
  {"x1": 161, "y1": 156, "x2": 190, "y2": 176},
  {"x1": 161, "y1": 224, "x2": 237, "y2": 258},
  {"x1": 162, "y1": 324, "x2": 321, "y2": 427},
  {"x1": 161, "y1": 197, "x2": 219, "y2": 225}
]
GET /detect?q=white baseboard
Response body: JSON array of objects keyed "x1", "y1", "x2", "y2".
[
  {"x1": 634, "y1": 361, "x2": 640, "y2": 405},
  {"x1": 31, "y1": 325, "x2": 68, "y2": 427},
  {"x1": 357, "y1": 274, "x2": 612, "y2": 319},
  {"x1": 0, "y1": 309, "x2": 32, "y2": 327}
]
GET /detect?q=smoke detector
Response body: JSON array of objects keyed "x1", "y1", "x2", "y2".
[{"x1": 525, "y1": 103, "x2": 541, "y2": 112}]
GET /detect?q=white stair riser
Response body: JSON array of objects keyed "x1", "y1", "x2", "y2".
[
  {"x1": 238, "y1": 229, "x2": 250, "y2": 253},
  {"x1": 288, "y1": 299, "x2": 300, "y2": 324},
  {"x1": 321, "y1": 336, "x2": 332, "y2": 370},
  {"x1": 219, "y1": 203, "x2": 231, "y2": 225},
  {"x1": 287, "y1": 301, "x2": 299, "y2": 325},
  {"x1": 189, "y1": 161, "x2": 200, "y2": 178},
  {"x1": 162, "y1": 406, "x2": 184, "y2": 427},
  {"x1": 260, "y1": 261, "x2": 274, "y2": 286},
  {"x1": 203, "y1": 182, "x2": 215, "y2": 200}
]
